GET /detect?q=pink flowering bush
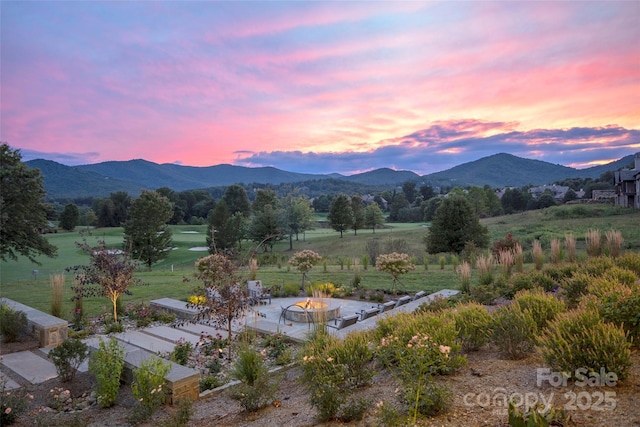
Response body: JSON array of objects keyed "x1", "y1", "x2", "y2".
[
  {"x1": 0, "y1": 373, "x2": 33, "y2": 425},
  {"x1": 375, "y1": 252, "x2": 415, "y2": 293}
]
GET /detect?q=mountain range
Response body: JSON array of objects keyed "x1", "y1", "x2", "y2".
[{"x1": 26, "y1": 152, "x2": 634, "y2": 200}]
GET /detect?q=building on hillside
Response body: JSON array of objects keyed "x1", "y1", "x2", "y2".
[
  {"x1": 529, "y1": 184, "x2": 570, "y2": 201},
  {"x1": 614, "y1": 152, "x2": 640, "y2": 209}
]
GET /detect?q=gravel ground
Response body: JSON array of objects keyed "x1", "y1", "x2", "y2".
[{"x1": 5, "y1": 342, "x2": 639, "y2": 427}]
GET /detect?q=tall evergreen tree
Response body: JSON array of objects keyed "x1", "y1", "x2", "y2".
[
  {"x1": 123, "y1": 190, "x2": 173, "y2": 269},
  {"x1": 59, "y1": 203, "x2": 80, "y2": 231},
  {"x1": 364, "y1": 202, "x2": 385, "y2": 233},
  {"x1": 425, "y1": 195, "x2": 489, "y2": 254},
  {"x1": 350, "y1": 195, "x2": 365, "y2": 235},
  {"x1": 222, "y1": 184, "x2": 251, "y2": 217},
  {"x1": 0, "y1": 143, "x2": 57, "y2": 263},
  {"x1": 327, "y1": 193, "x2": 353, "y2": 238}
]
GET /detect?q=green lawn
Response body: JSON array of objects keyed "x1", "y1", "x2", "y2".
[{"x1": 1, "y1": 205, "x2": 639, "y2": 320}]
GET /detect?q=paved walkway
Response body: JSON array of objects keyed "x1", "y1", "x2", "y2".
[{"x1": 0, "y1": 289, "x2": 458, "y2": 390}]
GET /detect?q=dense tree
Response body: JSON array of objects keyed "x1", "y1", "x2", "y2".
[
  {"x1": 311, "y1": 194, "x2": 331, "y2": 212},
  {"x1": 59, "y1": 203, "x2": 80, "y2": 231},
  {"x1": 563, "y1": 188, "x2": 578, "y2": 203},
  {"x1": 252, "y1": 188, "x2": 279, "y2": 213},
  {"x1": 537, "y1": 193, "x2": 556, "y2": 209},
  {"x1": 467, "y1": 186, "x2": 488, "y2": 217},
  {"x1": 207, "y1": 200, "x2": 245, "y2": 253},
  {"x1": 93, "y1": 198, "x2": 117, "y2": 227},
  {"x1": 327, "y1": 193, "x2": 353, "y2": 238},
  {"x1": 364, "y1": 202, "x2": 385, "y2": 233},
  {"x1": 424, "y1": 195, "x2": 489, "y2": 254},
  {"x1": 109, "y1": 191, "x2": 131, "y2": 226},
  {"x1": 283, "y1": 194, "x2": 315, "y2": 250},
  {"x1": 484, "y1": 185, "x2": 503, "y2": 217},
  {"x1": 0, "y1": 143, "x2": 57, "y2": 263},
  {"x1": 501, "y1": 188, "x2": 526, "y2": 214},
  {"x1": 248, "y1": 204, "x2": 285, "y2": 252},
  {"x1": 388, "y1": 192, "x2": 409, "y2": 221},
  {"x1": 156, "y1": 187, "x2": 184, "y2": 224},
  {"x1": 68, "y1": 236, "x2": 141, "y2": 322},
  {"x1": 350, "y1": 195, "x2": 365, "y2": 235},
  {"x1": 222, "y1": 184, "x2": 251, "y2": 217},
  {"x1": 402, "y1": 182, "x2": 418, "y2": 204},
  {"x1": 422, "y1": 197, "x2": 442, "y2": 222},
  {"x1": 420, "y1": 184, "x2": 436, "y2": 201},
  {"x1": 123, "y1": 190, "x2": 174, "y2": 269}
]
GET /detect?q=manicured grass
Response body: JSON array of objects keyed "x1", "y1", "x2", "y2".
[{"x1": 1, "y1": 205, "x2": 638, "y2": 321}]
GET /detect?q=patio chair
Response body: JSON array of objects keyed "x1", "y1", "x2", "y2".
[
  {"x1": 247, "y1": 280, "x2": 271, "y2": 305},
  {"x1": 326, "y1": 314, "x2": 359, "y2": 330},
  {"x1": 359, "y1": 307, "x2": 380, "y2": 321},
  {"x1": 395, "y1": 295, "x2": 412, "y2": 308},
  {"x1": 412, "y1": 290, "x2": 427, "y2": 301},
  {"x1": 377, "y1": 300, "x2": 396, "y2": 313}
]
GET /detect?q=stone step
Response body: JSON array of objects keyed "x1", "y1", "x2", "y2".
[
  {"x1": 0, "y1": 350, "x2": 58, "y2": 384},
  {"x1": 0, "y1": 371, "x2": 21, "y2": 391},
  {"x1": 114, "y1": 330, "x2": 177, "y2": 354},
  {"x1": 143, "y1": 325, "x2": 202, "y2": 345}
]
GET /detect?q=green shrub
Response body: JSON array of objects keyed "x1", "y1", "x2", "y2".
[
  {"x1": 160, "y1": 398, "x2": 193, "y2": 427},
  {"x1": 260, "y1": 331, "x2": 289, "y2": 359},
  {"x1": 537, "y1": 307, "x2": 632, "y2": 381},
  {"x1": 48, "y1": 338, "x2": 89, "y2": 382},
  {"x1": 231, "y1": 344, "x2": 276, "y2": 412},
  {"x1": 129, "y1": 356, "x2": 170, "y2": 424},
  {"x1": 542, "y1": 264, "x2": 578, "y2": 282},
  {"x1": 491, "y1": 304, "x2": 537, "y2": 359},
  {"x1": 199, "y1": 375, "x2": 224, "y2": 392},
  {"x1": 0, "y1": 377, "x2": 33, "y2": 425},
  {"x1": 559, "y1": 272, "x2": 594, "y2": 308},
  {"x1": 583, "y1": 256, "x2": 615, "y2": 276},
  {"x1": 585, "y1": 281, "x2": 640, "y2": 346},
  {"x1": 0, "y1": 302, "x2": 27, "y2": 343},
  {"x1": 508, "y1": 399, "x2": 569, "y2": 427},
  {"x1": 601, "y1": 266, "x2": 638, "y2": 287},
  {"x1": 89, "y1": 337, "x2": 125, "y2": 407},
  {"x1": 338, "y1": 397, "x2": 369, "y2": 422},
  {"x1": 402, "y1": 380, "x2": 451, "y2": 419},
  {"x1": 512, "y1": 289, "x2": 566, "y2": 332},
  {"x1": 170, "y1": 338, "x2": 193, "y2": 366},
  {"x1": 614, "y1": 252, "x2": 640, "y2": 276},
  {"x1": 454, "y1": 302, "x2": 492, "y2": 352},
  {"x1": 301, "y1": 329, "x2": 373, "y2": 421}
]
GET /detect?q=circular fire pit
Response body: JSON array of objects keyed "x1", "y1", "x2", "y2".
[{"x1": 281, "y1": 298, "x2": 341, "y2": 323}]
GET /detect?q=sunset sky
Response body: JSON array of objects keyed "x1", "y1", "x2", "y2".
[{"x1": 2, "y1": 1, "x2": 639, "y2": 175}]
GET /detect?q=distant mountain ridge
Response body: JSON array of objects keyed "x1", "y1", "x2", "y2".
[{"x1": 26, "y1": 152, "x2": 634, "y2": 199}]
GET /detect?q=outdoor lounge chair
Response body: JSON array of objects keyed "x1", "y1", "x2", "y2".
[
  {"x1": 377, "y1": 300, "x2": 396, "y2": 313},
  {"x1": 359, "y1": 307, "x2": 380, "y2": 321},
  {"x1": 395, "y1": 295, "x2": 412, "y2": 308},
  {"x1": 247, "y1": 280, "x2": 271, "y2": 305},
  {"x1": 412, "y1": 290, "x2": 427, "y2": 301},
  {"x1": 326, "y1": 314, "x2": 359, "y2": 330}
]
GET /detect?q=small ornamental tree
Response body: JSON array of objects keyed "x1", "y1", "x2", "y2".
[
  {"x1": 193, "y1": 253, "x2": 247, "y2": 359},
  {"x1": 288, "y1": 249, "x2": 322, "y2": 291},
  {"x1": 376, "y1": 252, "x2": 415, "y2": 294},
  {"x1": 67, "y1": 235, "x2": 141, "y2": 323}
]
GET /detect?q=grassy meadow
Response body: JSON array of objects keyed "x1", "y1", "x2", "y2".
[{"x1": 1, "y1": 204, "x2": 638, "y2": 320}]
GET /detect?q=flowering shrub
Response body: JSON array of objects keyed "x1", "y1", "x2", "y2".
[
  {"x1": 47, "y1": 387, "x2": 71, "y2": 411},
  {"x1": 128, "y1": 355, "x2": 170, "y2": 424},
  {"x1": 0, "y1": 374, "x2": 33, "y2": 425},
  {"x1": 288, "y1": 250, "x2": 322, "y2": 273},
  {"x1": 376, "y1": 252, "x2": 415, "y2": 293},
  {"x1": 187, "y1": 295, "x2": 207, "y2": 306},
  {"x1": 123, "y1": 302, "x2": 175, "y2": 328},
  {"x1": 301, "y1": 329, "x2": 373, "y2": 421}
]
